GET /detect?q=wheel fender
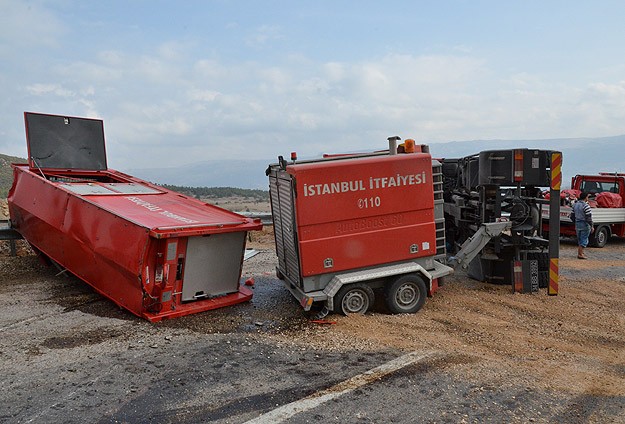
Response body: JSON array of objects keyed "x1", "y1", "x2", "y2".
[{"x1": 322, "y1": 264, "x2": 433, "y2": 311}]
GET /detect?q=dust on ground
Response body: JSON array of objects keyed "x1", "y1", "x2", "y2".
[
  {"x1": 2, "y1": 226, "x2": 624, "y2": 401},
  {"x1": 238, "y1": 230, "x2": 625, "y2": 402},
  {"x1": 0, "y1": 199, "x2": 7, "y2": 218},
  {"x1": 1, "y1": 199, "x2": 624, "y2": 422},
  {"x1": 225, "y1": 222, "x2": 625, "y2": 404},
  {"x1": 245, "y1": 225, "x2": 276, "y2": 250}
]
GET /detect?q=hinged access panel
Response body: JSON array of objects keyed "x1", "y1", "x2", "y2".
[
  {"x1": 25, "y1": 112, "x2": 107, "y2": 171},
  {"x1": 182, "y1": 233, "x2": 247, "y2": 301}
]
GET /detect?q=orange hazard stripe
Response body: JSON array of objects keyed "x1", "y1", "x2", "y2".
[
  {"x1": 551, "y1": 152, "x2": 562, "y2": 190},
  {"x1": 548, "y1": 258, "x2": 559, "y2": 295}
]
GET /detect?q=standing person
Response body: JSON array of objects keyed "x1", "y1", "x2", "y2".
[{"x1": 573, "y1": 192, "x2": 594, "y2": 259}]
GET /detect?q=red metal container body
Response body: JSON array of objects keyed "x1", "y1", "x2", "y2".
[
  {"x1": 287, "y1": 153, "x2": 436, "y2": 277},
  {"x1": 8, "y1": 112, "x2": 261, "y2": 322}
]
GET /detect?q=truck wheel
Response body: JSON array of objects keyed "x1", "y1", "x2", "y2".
[
  {"x1": 590, "y1": 226, "x2": 609, "y2": 248},
  {"x1": 335, "y1": 284, "x2": 374, "y2": 315},
  {"x1": 384, "y1": 274, "x2": 427, "y2": 314}
]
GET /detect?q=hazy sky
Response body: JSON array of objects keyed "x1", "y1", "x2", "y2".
[{"x1": 1, "y1": 0, "x2": 624, "y2": 171}]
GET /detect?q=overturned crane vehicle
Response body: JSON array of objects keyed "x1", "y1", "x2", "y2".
[
  {"x1": 441, "y1": 149, "x2": 562, "y2": 294},
  {"x1": 268, "y1": 141, "x2": 562, "y2": 317}
]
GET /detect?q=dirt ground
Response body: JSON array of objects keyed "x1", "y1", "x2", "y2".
[
  {"x1": 244, "y1": 230, "x2": 625, "y2": 401},
  {"x1": 1, "y1": 199, "x2": 8, "y2": 218},
  {"x1": 1, "y1": 198, "x2": 624, "y2": 422}
]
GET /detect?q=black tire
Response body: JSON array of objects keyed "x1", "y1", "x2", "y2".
[
  {"x1": 335, "y1": 284, "x2": 375, "y2": 315},
  {"x1": 590, "y1": 226, "x2": 609, "y2": 248},
  {"x1": 384, "y1": 274, "x2": 427, "y2": 314},
  {"x1": 308, "y1": 306, "x2": 330, "y2": 320}
]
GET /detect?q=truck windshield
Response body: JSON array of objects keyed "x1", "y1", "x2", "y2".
[{"x1": 580, "y1": 180, "x2": 619, "y2": 194}]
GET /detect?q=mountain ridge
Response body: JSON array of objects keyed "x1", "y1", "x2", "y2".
[
  {"x1": 126, "y1": 134, "x2": 625, "y2": 188},
  {"x1": 2, "y1": 134, "x2": 624, "y2": 192}
]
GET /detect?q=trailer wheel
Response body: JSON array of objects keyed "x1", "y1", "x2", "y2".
[
  {"x1": 385, "y1": 274, "x2": 427, "y2": 314},
  {"x1": 590, "y1": 226, "x2": 609, "y2": 248},
  {"x1": 335, "y1": 284, "x2": 374, "y2": 315}
]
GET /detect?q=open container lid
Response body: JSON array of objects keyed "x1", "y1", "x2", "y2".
[{"x1": 25, "y1": 112, "x2": 107, "y2": 171}]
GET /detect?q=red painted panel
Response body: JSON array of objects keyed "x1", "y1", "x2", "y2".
[
  {"x1": 289, "y1": 153, "x2": 434, "y2": 227},
  {"x1": 286, "y1": 152, "x2": 437, "y2": 277},
  {"x1": 8, "y1": 165, "x2": 262, "y2": 321},
  {"x1": 299, "y1": 221, "x2": 437, "y2": 276}
]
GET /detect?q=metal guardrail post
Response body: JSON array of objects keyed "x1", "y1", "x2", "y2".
[{"x1": 1, "y1": 219, "x2": 23, "y2": 256}]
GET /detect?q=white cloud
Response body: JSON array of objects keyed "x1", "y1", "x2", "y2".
[
  {"x1": 26, "y1": 83, "x2": 75, "y2": 98},
  {"x1": 0, "y1": 0, "x2": 65, "y2": 52},
  {"x1": 570, "y1": 81, "x2": 625, "y2": 134},
  {"x1": 98, "y1": 50, "x2": 126, "y2": 67},
  {"x1": 4, "y1": 35, "x2": 625, "y2": 171},
  {"x1": 157, "y1": 41, "x2": 191, "y2": 62},
  {"x1": 587, "y1": 81, "x2": 625, "y2": 99},
  {"x1": 323, "y1": 62, "x2": 347, "y2": 81},
  {"x1": 245, "y1": 25, "x2": 283, "y2": 47},
  {"x1": 452, "y1": 45, "x2": 473, "y2": 54},
  {"x1": 56, "y1": 60, "x2": 125, "y2": 83},
  {"x1": 189, "y1": 89, "x2": 221, "y2": 103}
]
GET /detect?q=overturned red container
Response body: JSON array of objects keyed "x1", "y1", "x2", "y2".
[{"x1": 8, "y1": 112, "x2": 262, "y2": 322}]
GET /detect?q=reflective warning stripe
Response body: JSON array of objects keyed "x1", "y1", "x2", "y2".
[
  {"x1": 514, "y1": 149, "x2": 524, "y2": 181},
  {"x1": 551, "y1": 152, "x2": 562, "y2": 191},
  {"x1": 548, "y1": 258, "x2": 559, "y2": 295},
  {"x1": 513, "y1": 261, "x2": 523, "y2": 293}
]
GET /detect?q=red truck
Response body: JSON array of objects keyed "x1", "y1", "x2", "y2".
[{"x1": 542, "y1": 173, "x2": 625, "y2": 247}]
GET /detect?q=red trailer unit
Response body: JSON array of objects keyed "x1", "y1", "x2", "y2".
[
  {"x1": 268, "y1": 140, "x2": 453, "y2": 317},
  {"x1": 8, "y1": 112, "x2": 262, "y2": 322}
]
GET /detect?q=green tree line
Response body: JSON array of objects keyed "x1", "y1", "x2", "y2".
[{"x1": 160, "y1": 184, "x2": 269, "y2": 201}]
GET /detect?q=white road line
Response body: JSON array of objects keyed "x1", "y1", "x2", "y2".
[{"x1": 244, "y1": 350, "x2": 435, "y2": 424}]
